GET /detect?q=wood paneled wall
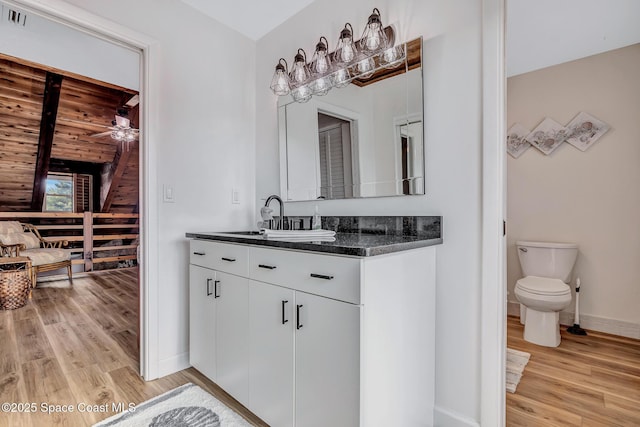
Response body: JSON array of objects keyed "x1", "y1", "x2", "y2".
[
  {"x1": 0, "y1": 54, "x2": 139, "y2": 213},
  {"x1": 0, "y1": 59, "x2": 45, "y2": 211}
]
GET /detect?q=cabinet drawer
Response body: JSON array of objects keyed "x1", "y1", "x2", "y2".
[
  {"x1": 190, "y1": 240, "x2": 249, "y2": 276},
  {"x1": 249, "y1": 247, "x2": 361, "y2": 304}
]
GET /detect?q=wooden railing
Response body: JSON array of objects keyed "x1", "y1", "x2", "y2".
[{"x1": 0, "y1": 212, "x2": 138, "y2": 271}]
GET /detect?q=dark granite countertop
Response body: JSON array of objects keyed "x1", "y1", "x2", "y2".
[
  {"x1": 186, "y1": 216, "x2": 441, "y2": 256},
  {"x1": 185, "y1": 231, "x2": 441, "y2": 257}
]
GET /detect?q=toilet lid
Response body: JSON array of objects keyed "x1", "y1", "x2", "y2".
[{"x1": 516, "y1": 276, "x2": 570, "y2": 296}]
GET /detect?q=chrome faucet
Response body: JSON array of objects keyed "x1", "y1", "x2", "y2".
[{"x1": 265, "y1": 195, "x2": 285, "y2": 230}]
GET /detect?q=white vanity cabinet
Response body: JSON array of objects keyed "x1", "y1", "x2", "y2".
[
  {"x1": 189, "y1": 264, "x2": 217, "y2": 380},
  {"x1": 248, "y1": 281, "x2": 295, "y2": 427},
  {"x1": 293, "y1": 291, "x2": 360, "y2": 427},
  {"x1": 247, "y1": 245, "x2": 361, "y2": 427},
  {"x1": 189, "y1": 238, "x2": 437, "y2": 427},
  {"x1": 189, "y1": 242, "x2": 250, "y2": 406},
  {"x1": 248, "y1": 280, "x2": 360, "y2": 427}
]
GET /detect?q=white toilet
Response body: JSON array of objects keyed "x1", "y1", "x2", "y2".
[{"x1": 515, "y1": 241, "x2": 578, "y2": 347}]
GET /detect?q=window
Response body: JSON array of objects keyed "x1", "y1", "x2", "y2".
[
  {"x1": 43, "y1": 173, "x2": 93, "y2": 212},
  {"x1": 44, "y1": 173, "x2": 73, "y2": 212}
]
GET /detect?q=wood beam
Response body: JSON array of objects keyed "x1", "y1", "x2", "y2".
[
  {"x1": 100, "y1": 142, "x2": 133, "y2": 212},
  {"x1": 31, "y1": 72, "x2": 63, "y2": 211}
]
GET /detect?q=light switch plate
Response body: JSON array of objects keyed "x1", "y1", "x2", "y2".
[
  {"x1": 163, "y1": 184, "x2": 175, "y2": 203},
  {"x1": 232, "y1": 188, "x2": 240, "y2": 204}
]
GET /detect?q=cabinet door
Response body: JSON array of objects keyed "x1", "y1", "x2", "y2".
[
  {"x1": 216, "y1": 271, "x2": 249, "y2": 405},
  {"x1": 189, "y1": 265, "x2": 217, "y2": 380},
  {"x1": 249, "y1": 281, "x2": 295, "y2": 427},
  {"x1": 295, "y1": 292, "x2": 360, "y2": 427}
]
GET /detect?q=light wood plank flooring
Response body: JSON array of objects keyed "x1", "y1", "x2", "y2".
[
  {"x1": 507, "y1": 316, "x2": 640, "y2": 426},
  {"x1": 0, "y1": 268, "x2": 267, "y2": 427}
]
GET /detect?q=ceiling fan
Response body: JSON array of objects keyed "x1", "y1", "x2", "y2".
[{"x1": 91, "y1": 107, "x2": 139, "y2": 142}]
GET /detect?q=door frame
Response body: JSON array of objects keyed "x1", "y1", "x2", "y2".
[
  {"x1": 481, "y1": 0, "x2": 507, "y2": 425},
  {"x1": 7, "y1": 0, "x2": 160, "y2": 380}
]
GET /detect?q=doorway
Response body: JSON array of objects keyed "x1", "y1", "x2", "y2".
[
  {"x1": 317, "y1": 113, "x2": 353, "y2": 199},
  {"x1": 0, "y1": 0, "x2": 149, "y2": 376},
  {"x1": 504, "y1": 1, "x2": 640, "y2": 424}
]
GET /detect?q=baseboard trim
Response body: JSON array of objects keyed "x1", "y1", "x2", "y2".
[
  {"x1": 157, "y1": 351, "x2": 190, "y2": 378},
  {"x1": 434, "y1": 406, "x2": 480, "y2": 427},
  {"x1": 508, "y1": 301, "x2": 640, "y2": 339},
  {"x1": 507, "y1": 301, "x2": 520, "y2": 317}
]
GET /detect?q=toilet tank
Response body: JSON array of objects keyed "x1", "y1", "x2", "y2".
[{"x1": 516, "y1": 241, "x2": 578, "y2": 283}]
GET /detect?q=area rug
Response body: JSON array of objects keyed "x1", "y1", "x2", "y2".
[
  {"x1": 506, "y1": 348, "x2": 531, "y2": 393},
  {"x1": 93, "y1": 383, "x2": 251, "y2": 427}
]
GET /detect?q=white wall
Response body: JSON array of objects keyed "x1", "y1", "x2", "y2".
[
  {"x1": 507, "y1": 44, "x2": 640, "y2": 337},
  {"x1": 57, "y1": 0, "x2": 257, "y2": 375},
  {"x1": 257, "y1": 0, "x2": 483, "y2": 424},
  {"x1": 0, "y1": 1, "x2": 139, "y2": 89},
  {"x1": 506, "y1": 0, "x2": 640, "y2": 77}
]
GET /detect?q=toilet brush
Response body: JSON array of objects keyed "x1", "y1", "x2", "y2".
[{"x1": 567, "y1": 278, "x2": 587, "y2": 335}]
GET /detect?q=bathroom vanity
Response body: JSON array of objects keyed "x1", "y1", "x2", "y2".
[{"x1": 186, "y1": 216, "x2": 441, "y2": 427}]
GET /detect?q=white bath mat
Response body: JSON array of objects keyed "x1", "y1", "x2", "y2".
[
  {"x1": 93, "y1": 383, "x2": 251, "y2": 427},
  {"x1": 506, "y1": 348, "x2": 531, "y2": 393}
]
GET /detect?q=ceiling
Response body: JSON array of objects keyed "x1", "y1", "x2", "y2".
[
  {"x1": 506, "y1": 0, "x2": 640, "y2": 76},
  {"x1": 178, "y1": 0, "x2": 316, "y2": 40}
]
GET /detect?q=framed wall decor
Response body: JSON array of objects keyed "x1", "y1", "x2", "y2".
[
  {"x1": 506, "y1": 123, "x2": 532, "y2": 158},
  {"x1": 525, "y1": 118, "x2": 571, "y2": 155},
  {"x1": 565, "y1": 111, "x2": 610, "y2": 151}
]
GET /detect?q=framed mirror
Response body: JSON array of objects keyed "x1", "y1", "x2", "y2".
[{"x1": 278, "y1": 37, "x2": 424, "y2": 201}]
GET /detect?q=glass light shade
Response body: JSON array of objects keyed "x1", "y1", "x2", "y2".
[
  {"x1": 359, "y1": 8, "x2": 388, "y2": 54},
  {"x1": 125, "y1": 130, "x2": 136, "y2": 142},
  {"x1": 290, "y1": 49, "x2": 310, "y2": 86},
  {"x1": 112, "y1": 127, "x2": 126, "y2": 141},
  {"x1": 310, "y1": 76, "x2": 332, "y2": 96},
  {"x1": 333, "y1": 23, "x2": 358, "y2": 65},
  {"x1": 331, "y1": 67, "x2": 352, "y2": 88},
  {"x1": 291, "y1": 84, "x2": 312, "y2": 103},
  {"x1": 270, "y1": 59, "x2": 291, "y2": 95},
  {"x1": 379, "y1": 44, "x2": 405, "y2": 69},
  {"x1": 310, "y1": 37, "x2": 332, "y2": 75},
  {"x1": 355, "y1": 57, "x2": 375, "y2": 79}
]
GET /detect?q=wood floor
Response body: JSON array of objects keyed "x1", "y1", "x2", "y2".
[
  {"x1": 0, "y1": 268, "x2": 267, "y2": 427},
  {"x1": 506, "y1": 316, "x2": 640, "y2": 426}
]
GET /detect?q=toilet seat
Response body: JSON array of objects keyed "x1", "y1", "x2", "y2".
[{"x1": 516, "y1": 276, "x2": 570, "y2": 296}]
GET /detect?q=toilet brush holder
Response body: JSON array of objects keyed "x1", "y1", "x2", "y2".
[{"x1": 567, "y1": 278, "x2": 587, "y2": 336}]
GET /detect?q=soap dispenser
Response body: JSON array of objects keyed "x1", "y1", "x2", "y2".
[{"x1": 312, "y1": 204, "x2": 322, "y2": 230}]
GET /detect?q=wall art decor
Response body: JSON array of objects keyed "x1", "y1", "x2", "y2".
[
  {"x1": 525, "y1": 117, "x2": 571, "y2": 155},
  {"x1": 506, "y1": 123, "x2": 532, "y2": 158},
  {"x1": 565, "y1": 111, "x2": 610, "y2": 151}
]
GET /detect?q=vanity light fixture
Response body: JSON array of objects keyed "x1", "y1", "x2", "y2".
[
  {"x1": 309, "y1": 37, "x2": 332, "y2": 96},
  {"x1": 289, "y1": 48, "x2": 313, "y2": 103},
  {"x1": 290, "y1": 48, "x2": 311, "y2": 86},
  {"x1": 270, "y1": 58, "x2": 291, "y2": 96},
  {"x1": 269, "y1": 7, "x2": 406, "y2": 103},
  {"x1": 334, "y1": 23, "x2": 357, "y2": 65},
  {"x1": 359, "y1": 8, "x2": 386, "y2": 53}
]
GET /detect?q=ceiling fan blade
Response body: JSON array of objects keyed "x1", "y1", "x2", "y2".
[
  {"x1": 125, "y1": 94, "x2": 139, "y2": 107},
  {"x1": 91, "y1": 131, "x2": 112, "y2": 137}
]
